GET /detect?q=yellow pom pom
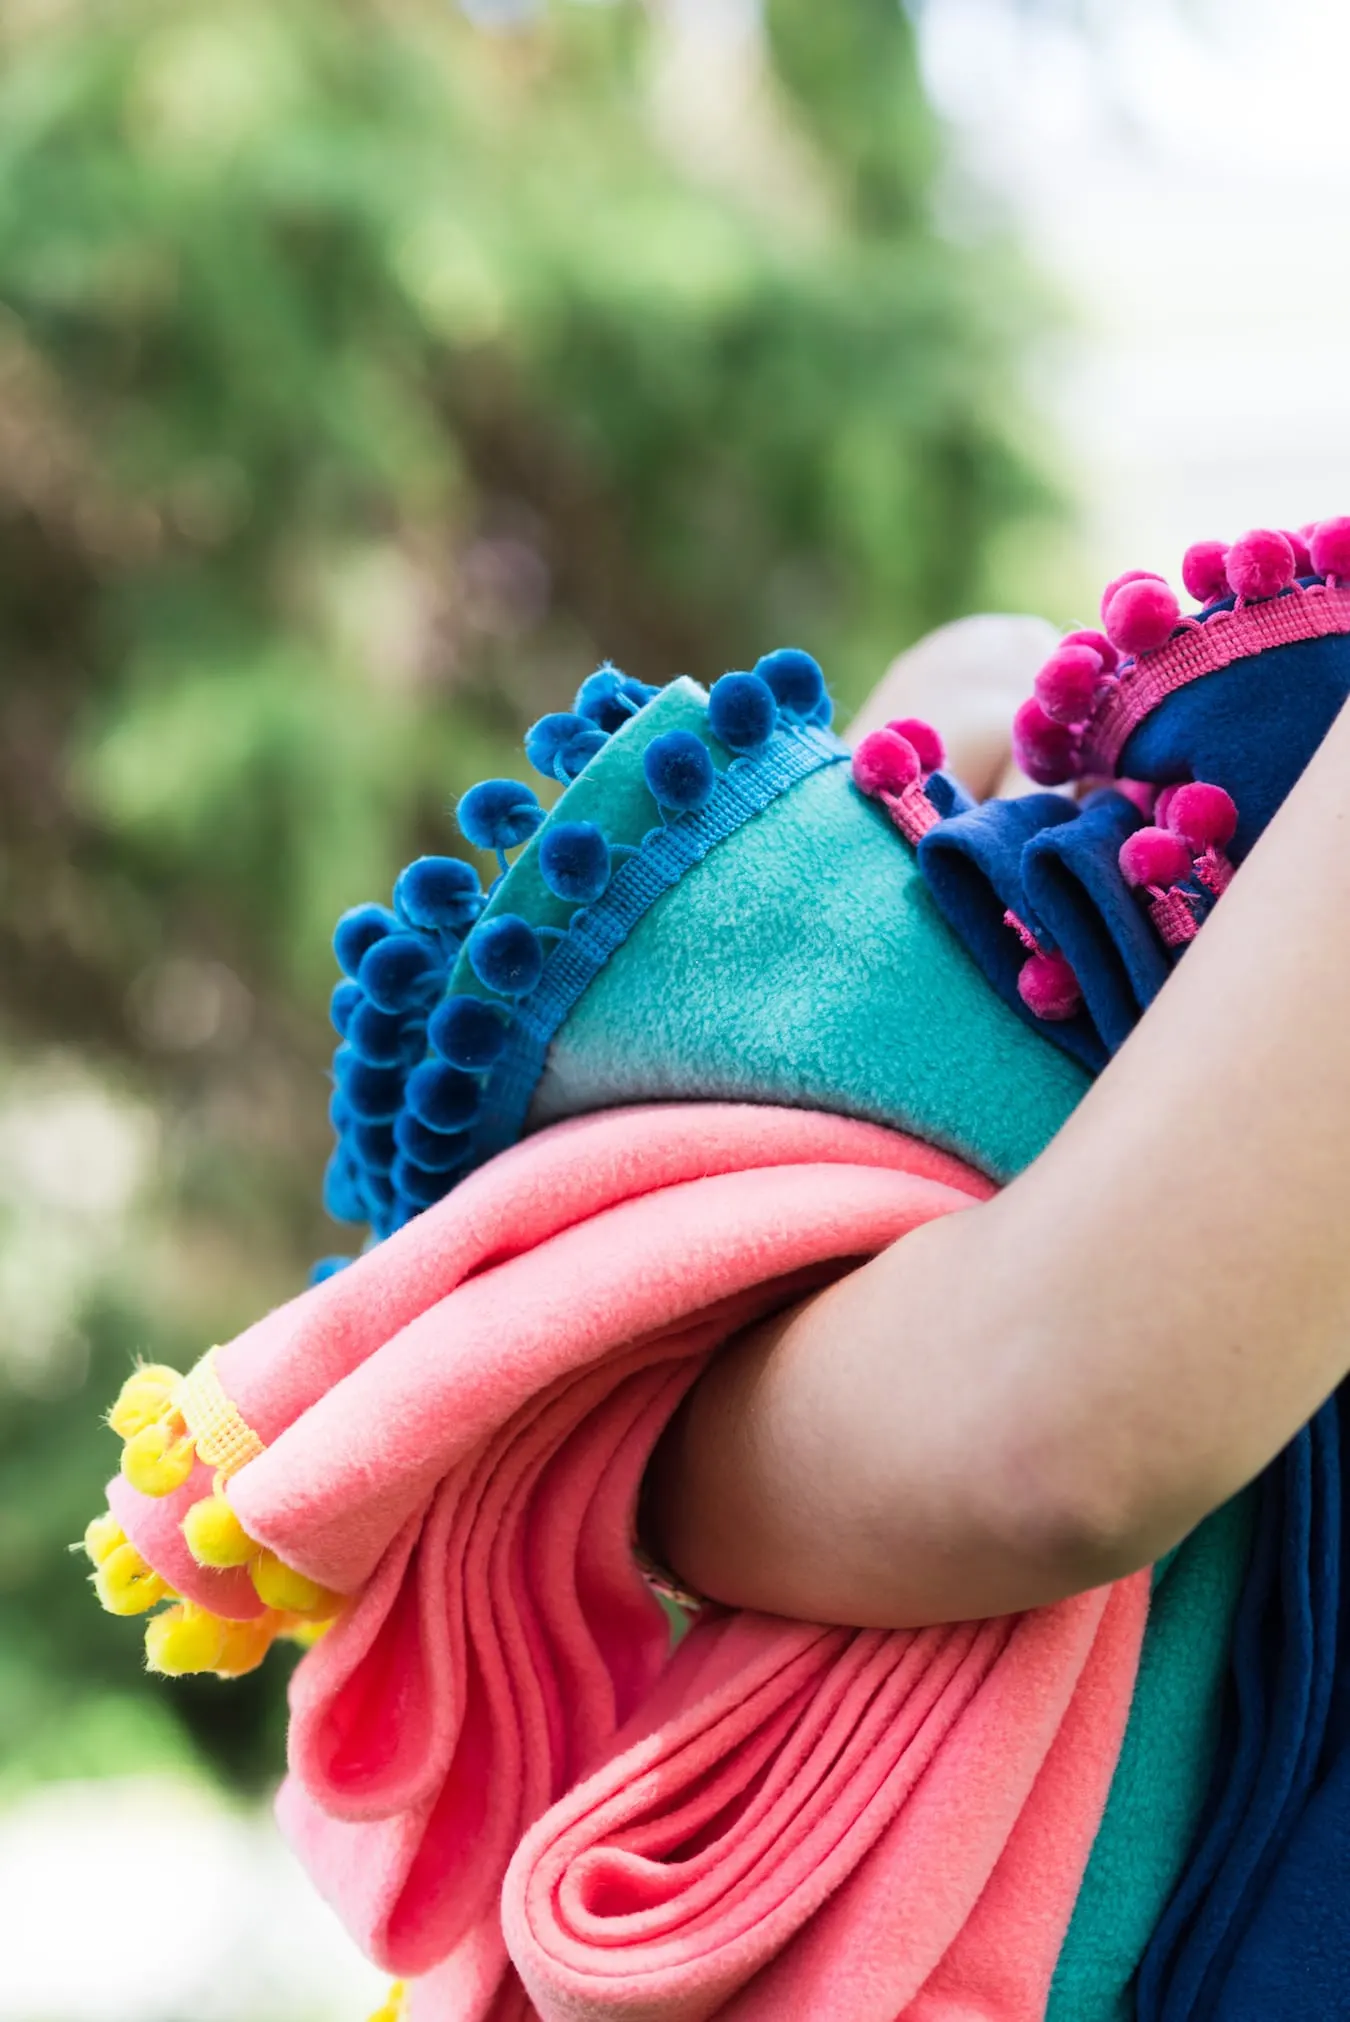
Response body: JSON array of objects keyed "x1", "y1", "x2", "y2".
[
  {"x1": 278, "y1": 1614, "x2": 336, "y2": 1650},
  {"x1": 82, "y1": 1511, "x2": 126, "y2": 1567},
  {"x1": 214, "y1": 1613, "x2": 279, "y2": 1679},
  {"x1": 121, "y1": 1420, "x2": 196, "y2": 1497},
  {"x1": 144, "y1": 1601, "x2": 229, "y2": 1676},
  {"x1": 250, "y1": 1550, "x2": 339, "y2": 1619},
  {"x1": 107, "y1": 1363, "x2": 181, "y2": 1440},
  {"x1": 368, "y1": 1984, "x2": 406, "y2": 2022},
  {"x1": 183, "y1": 1493, "x2": 255, "y2": 1569},
  {"x1": 94, "y1": 1541, "x2": 170, "y2": 1616}
]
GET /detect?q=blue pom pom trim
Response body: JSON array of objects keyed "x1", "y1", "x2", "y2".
[
  {"x1": 466, "y1": 914, "x2": 545, "y2": 998},
  {"x1": 538, "y1": 821, "x2": 612, "y2": 905},
  {"x1": 457, "y1": 778, "x2": 545, "y2": 864},
  {"x1": 394, "y1": 856, "x2": 484, "y2": 938},
  {"x1": 643, "y1": 729, "x2": 717, "y2": 813},
  {"x1": 575, "y1": 665, "x2": 657, "y2": 733},
  {"x1": 330, "y1": 979, "x2": 362, "y2": 1037},
  {"x1": 405, "y1": 1059, "x2": 481, "y2": 1133},
  {"x1": 428, "y1": 994, "x2": 509, "y2": 1072},
  {"x1": 754, "y1": 648, "x2": 825, "y2": 722},
  {"x1": 332, "y1": 1048, "x2": 406, "y2": 1122},
  {"x1": 333, "y1": 904, "x2": 398, "y2": 980},
  {"x1": 394, "y1": 1108, "x2": 471, "y2": 1171},
  {"x1": 358, "y1": 932, "x2": 442, "y2": 1014},
  {"x1": 310, "y1": 1254, "x2": 353, "y2": 1285},
  {"x1": 708, "y1": 671, "x2": 778, "y2": 753}
]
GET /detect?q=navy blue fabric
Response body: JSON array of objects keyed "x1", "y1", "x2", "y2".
[
  {"x1": 1119, "y1": 612, "x2": 1350, "y2": 858},
  {"x1": 1020, "y1": 789, "x2": 1159, "y2": 1059},
  {"x1": 1137, "y1": 1400, "x2": 1341, "y2": 2017},
  {"x1": 916, "y1": 792, "x2": 1108, "y2": 1070}
]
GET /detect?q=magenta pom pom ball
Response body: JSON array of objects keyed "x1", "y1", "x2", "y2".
[
  {"x1": 1284, "y1": 529, "x2": 1314, "y2": 576},
  {"x1": 1166, "y1": 782, "x2": 1237, "y2": 851},
  {"x1": 1012, "y1": 698, "x2": 1078, "y2": 786},
  {"x1": 884, "y1": 717, "x2": 945, "y2": 773},
  {"x1": 853, "y1": 729, "x2": 920, "y2": 797},
  {"x1": 1103, "y1": 578, "x2": 1181, "y2": 658},
  {"x1": 1034, "y1": 644, "x2": 1102, "y2": 727},
  {"x1": 1181, "y1": 541, "x2": 1230, "y2": 606},
  {"x1": 1098, "y1": 569, "x2": 1162, "y2": 625},
  {"x1": 1225, "y1": 529, "x2": 1295, "y2": 602},
  {"x1": 1310, "y1": 517, "x2": 1350, "y2": 581},
  {"x1": 1062, "y1": 628, "x2": 1119, "y2": 674},
  {"x1": 1017, "y1": 951, "x2": 1082, "y2": 1023},
  {"x1": 1118, "y1": 826, "x2": 1193, "y2": 890}
]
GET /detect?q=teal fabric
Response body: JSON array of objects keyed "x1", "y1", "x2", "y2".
[{"x1": 1050, "y1": 1490, "x2": 1258, "y2": 2020}]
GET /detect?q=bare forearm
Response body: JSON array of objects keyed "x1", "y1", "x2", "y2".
[{"x1": 649, "y1": 699, "x2": 1350, "y2": 1627}]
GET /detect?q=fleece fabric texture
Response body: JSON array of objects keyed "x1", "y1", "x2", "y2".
[
  {"x1": 1138, "y1": 1397, "x2": 1342, "y2": 2018},
  {"x1": 1047, "y1": 1489, "x2": 1257, "y2": 2021},
  {"x1": 112, "y1": 1104, "x2": 1149, "y2": 2021}
]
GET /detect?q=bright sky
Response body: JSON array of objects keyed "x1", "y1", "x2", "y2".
[{"x1": 921, "y1": 0, "x2": 1350, "y2": 587}]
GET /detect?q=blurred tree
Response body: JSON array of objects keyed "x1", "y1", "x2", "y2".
[{"x1": 0, "y1": 0, "x2": 1057, "y2": 1786}]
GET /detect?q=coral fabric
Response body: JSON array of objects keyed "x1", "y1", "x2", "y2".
[{"x1": 117, "y1": 1104, "x2": 1148, "y2": 2016}]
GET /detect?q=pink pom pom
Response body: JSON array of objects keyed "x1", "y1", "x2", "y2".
[
  {"x1": 1062, "y1": 627, "x2": 1119, "y2": 674},
  {"x1": 1166, "y1": 781, "x2": 1237, "y2": 850},
  {"x1": 1103, "y1": 578, "x2": 1181, "y2": 658},
  {"x1": 1310, "y1": 517, "x2": 1350, "y2": 582},
  {"x1": 1153, "y1": 783, "x2": 1179, "y2": 830},
  {"x1": 1034, "y1": 643, "x2": 1102, "y2": 726},
  {"x1": 1012, "y1": 697, "x2": 1078, "y2": 786},
  {"x1": 1017, "y1": 950, "x2": 1082, "y2": 1023},
  {"x1": 1119, "y1": 826, "x2": 1193, "y2": 890},
  {"x1": 1099, "y1": 569, "x2": 1163, "y2": 625},
  {"x1": 1225, "y1": 528, "x2": 1295, "y2": 602},
  {"x1": 1181, "y1": 540, "x2": 1230, "y2": 605},
  {"x1": 1114, "y1": 778, "x2": 1156, "y2": 819},
  {"x1": 885, "y1": 716, "x2": 945, "y2": 774},
  {"x1": 852, "y1": 728, "x2": 920, "y2": 798},
  {"x1": 1284, "y1": 529, "x2": 1313, "y2": 576}
]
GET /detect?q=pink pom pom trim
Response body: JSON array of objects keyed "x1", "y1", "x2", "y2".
[
  {"x1": 1181, "y1": 540, "x2": 1230, "y2": 606},
  {"x1": 1034, "y1": 643, "x2": 1102, "y2": 726},
  {"x1": 1099, "y1": 569, "x2": 1162, "y2": 625},
  {"x1": 1103, "y1": 577, "x2": 1181, "y2": 658},
  {"x1": 1017, "y1": 950, "x2": 1082, "y2": 1023},
  {"x1": 1012, "y1": 697, "x2": 1078, "y2": 786},
  {"x1": 1118, "y1": 827, "x2": 1193, "y2": 891},
  {"x1": 1284, "y1": 529, "x2": 1313, "y2": 576},
  {"x1": 885, "y1": 717, "x2": 945, "y2": 775},
  {"x1": 1166, "y1": 781, "x2": 1237, "y2": 851},
  {"x1": 1062, "y1": 628, "x2": 1119, "y2": 674},
  {"x1": 852, "y1": 729, "x2": 920, "y2": 798},
  {"x1": 1310, "y1": 517, "x2": 1350, "y2": 583},
  {"x1": 1225, "y1": 528, "x2": 1295, "y2": 603}
]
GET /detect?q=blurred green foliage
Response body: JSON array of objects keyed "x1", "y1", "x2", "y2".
[{"x1": 0, "y1": 0, "x2": 1058, "y2": 1790}]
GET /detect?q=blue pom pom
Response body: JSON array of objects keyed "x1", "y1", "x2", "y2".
[
  {"x1": 310, "y1": 1255, "x2": 353, "y2": 1285},
  {"x1": 394, "y1": 1108, "x2": 471, "y2": 1171},
  {"x1": 333, "y1": 903, "x2": 398, "y2": 980},
  {"x1": 330, "y1": 980, "x2": 362, "y2": 1038},
  {"x1": 392, "y1": 1154, "x2": 455, "y2": 1211},
  {"x1": 328, "y1": 1086, "x2": 351, "y2": 1131},
  {"x1": 358, "y1": 932, "x2": 441, "y2": 1014},
  {"x1": 351, "y1": 1120, "x2": 397, "y2": 1173},
  {"x1": 538, "y1": 821, "x2": 611, "y2": 905},
  {"x1": 405, "y1": 1059, "x2": 480, "y2": 1132},
  {"x1": 754, "y1": 648, "x2": 826, "y2": 721},
  {"x1": 346, "y1": 1000, "x2": 410, "y2": 1068},
  {"x1": 575, "y1": 665, "x2": 659, "y2": 733},
  {"x1": 523, "y1": 713, "x2": 605, "y2": 784},
  {"x1": 332, "y1": 1047, "x2": 406, "y2": 1121},
  {"x1": 466, "y1": 914, "x2": 545, "y2": 998},
  {"x1": 809, "y1": 688, "x2": 835, "y2": 729},
  {"x1": 643, "y1": 729, "x2": 716, "y2": 813},
  {"x1": 457, "y1": 778, "x2": 545, "y2": 854},
  {"x1": 323, "y1": 1150, "x2": 367, "y2": 1225},
  {"x1": 428, "y1": 994, "x2": 509, "y2": 1072},
  {"x1": 708, "y1": 671, "x2": 777, "y2": 753},
  {"x1": 394, "y1": 856, "x2": 484, "y2": 937}
]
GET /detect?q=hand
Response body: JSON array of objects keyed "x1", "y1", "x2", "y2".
[{"x1": 849, "y1": 614, "x2": 1060, "y2": 800}]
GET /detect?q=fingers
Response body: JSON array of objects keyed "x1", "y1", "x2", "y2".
[{"x1": 848, "y1": 614, "x2": 1061, "y2": 800}]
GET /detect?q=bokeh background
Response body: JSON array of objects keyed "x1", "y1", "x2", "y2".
[{"x1": 2, "y1": 0, "x2": 1347, "y2": 2016}]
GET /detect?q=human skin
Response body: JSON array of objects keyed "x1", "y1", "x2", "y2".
[{"x1": 645, "y1": 617, "x2": 1350, "y2": 1628}]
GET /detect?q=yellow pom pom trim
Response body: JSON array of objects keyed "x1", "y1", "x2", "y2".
[
  {"x1": 121, "y1": 1419, "x2": 196, "y2": 1498},
  {"x1": 368, "y1": 1983, "x2": 406, "y2": 2022},
  {"x1": 82, "y1": 1511, "x2": 126, "y2": 1567},
  {"x1": 107, "y1": 1363, "x2": 182, "y2": 1440},
  {"x1": 250, "y1": 1550, "x2": 339, "y2": 1619},
  {"x1": 144, "y1": 1601, "x2": 230, "y2": 1675},
  {"x1": 183, "y1": 1492, "x2": 256, "y2": 1569},
  {"x1": 94, "y1": 1541, "x2": 171, "y2": 1616},
  {"x1": 215, "y1": 1613, "x2": 281, "y2": 1678}
]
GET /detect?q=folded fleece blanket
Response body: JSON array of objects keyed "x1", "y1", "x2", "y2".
[{"x1": 109, "y1": 1103, "x2": 1150, "y2": 2020}]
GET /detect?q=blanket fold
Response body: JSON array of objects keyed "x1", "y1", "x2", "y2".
[{"x1": 106, "y1": 1103, "x2": 1149, "y2": 2018}]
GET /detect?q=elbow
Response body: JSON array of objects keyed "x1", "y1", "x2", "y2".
[{"x1": 992, "y1": 1433, "x2": 1182, "y2": 1599}]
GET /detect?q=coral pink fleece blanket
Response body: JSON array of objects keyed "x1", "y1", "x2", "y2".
[{"x1": 112, "y1": 1105, "x2": 1149, "y2": 2020}]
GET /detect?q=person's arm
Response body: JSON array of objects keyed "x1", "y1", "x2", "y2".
[{"x1": 645, "y1": 679, "x2": 1350, "y2": 1630}]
